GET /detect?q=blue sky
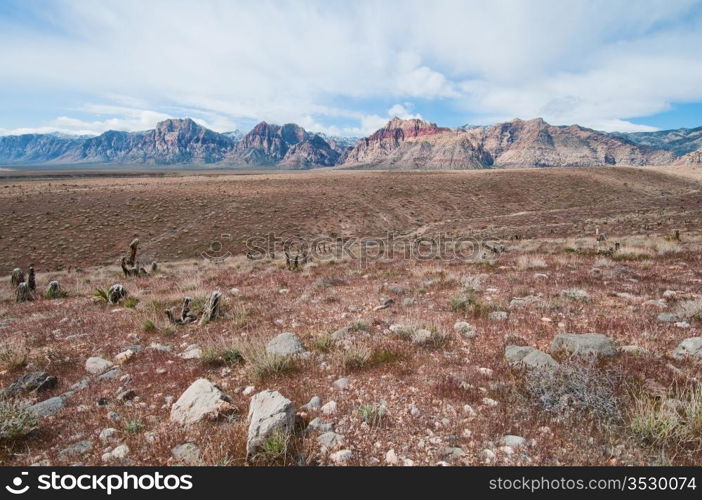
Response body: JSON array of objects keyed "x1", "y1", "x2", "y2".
[{"x1": 1, "y1": 0, "x2": 701, "y2": 136}]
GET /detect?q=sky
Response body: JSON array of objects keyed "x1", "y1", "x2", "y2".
[{"x1": 1, "y1": 0, "x2": 701, "y2": 137}]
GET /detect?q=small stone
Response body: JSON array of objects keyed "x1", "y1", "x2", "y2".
[
  {"x1": 179, "y1": 345, "x2": 202, "y2": 360},
  {"x1": 330, "y1": 449, "x2": 353, "y2": 464},
  {"x1": 117, "y1": 389, "x2": 137, "y2": 402},
  {"x1": 463, "y1": 404, "x2": 477, "y2": 417},
  {"x1": 481, "y1": 449, "x2": 497, "y2": 462},
  {"x1": 502, "y1": 435, "x2": 526, "y2": 448},
  {"x1": 303, "y1": 396, "x2": 322, "y2": 411},
  {"x1": 385, "y1": 449, "x2": 399, "y2": 465},
  {"x1": 321, "y1": 401, "x2": 338, "y2": 414},
  {"x1": 657, "y1": 312, "x2": 680, "y2": 323},
  {"x1": 620, "y1": 345, "x2": 649, "y2": 356},
  {"x1": 111, "y1": 444, "x2": 129, "y2": 459},
  {"x1": 114, "y1": 350, "x2": 135, "y2": 365},
  {"x1": 99, "y1": 428, "x2": 118, "y2": 443},
  {"x1": 172, "y1": 443, "x2": 201, "y2": 465},
  {"x1": 559, "y1": 288, "x2": 590, "y2": 302},
  {"x1": 317, "y1": 431, "x2": 344, "y2": 449},
  {"x1": 59, "y1": 440, "x2": 93, "y2": 458},
  {"x1": 242, "y1": 386, "x2": 255, "y2": 396},
  {"x1": 307, "y1": 417, "x2": 334, "y2": 433},
  {"x1": 672, "y1": 337, "x2": 702, "y2": 362},
  {"x1": 333, "y1": 378, "x2": 350, "y2": 390}
]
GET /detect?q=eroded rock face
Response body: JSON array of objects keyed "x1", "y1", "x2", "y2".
[
  {"x1": 246, "y1": 390, "x2": 295, "y2": 458},
  {"x1": 550, "y1": 333, "x2": 617, "y2": 357},
  {"x1": 170, "y1": 379, "x2": 234, "y2": 425},
  {"x1": 341, "y1": 117, "x2": 674, "y2": 169},
  {"x1": 675, "y1": 146, "x2": 702, "y2": 165}
]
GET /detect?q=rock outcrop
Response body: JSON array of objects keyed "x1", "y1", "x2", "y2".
[
  {"x1": 341, "y1": 117, "x2": 675, "y2": 169},
  {"x1": 674, "y1": 146, "x2": 702, "y2": 165}
]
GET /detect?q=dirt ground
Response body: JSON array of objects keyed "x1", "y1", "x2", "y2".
[{"x1": 0, "y1": 166, "x2": 701, "y2": 466}]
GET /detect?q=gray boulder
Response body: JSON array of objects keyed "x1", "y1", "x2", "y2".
[
  {"x1": 28, "y1": 396, "x2": 64, "y2": 418},
  {"x1": 170, "y1": 378, "x2": 233, "y2": 425},
  {"x1": 505, "y1": 345, "x2": 558, "y2": 370},
  {"x1": 266, "y1": 333, "x2": 305, "y2": 357},
  {"x1": 671, "y1": 337, "x2": 702, "y2": 362},
  {"x1": 247, "y1": 390, "x2": 295, "y2": 459}
]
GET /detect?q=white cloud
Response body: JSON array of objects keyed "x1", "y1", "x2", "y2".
[{"x1": 0, "y1": 0, "x2": 700, "y2": 135}]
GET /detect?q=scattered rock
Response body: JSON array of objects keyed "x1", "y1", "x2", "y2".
[
  {"x1": 509, "y1": 295, "x2": 543, "y2": 309},
  {"x1": 114, "y1": 349, "x2": 135, "y2": 365},
  {"x1": 116, "y1": 389, "x2": 137, "y2": 402},
  {"x1": 550, "y1": 333, "x2": 616, "y2": 357},
  {"x1": 97, "y1": 368, "x2": 122, "y2": 381},
  {"x1": 385, "y1": 449, "x2": 399, "y2": 465},
  {"x1": 102, "y1": 444, "x2": 129, "y2": 462},
  {"x1": 170, "y1": 378, "x2": 234, "y2": 425},
  {"x1": 246, "y1": 390, "x2": 295, "y2": 458}
]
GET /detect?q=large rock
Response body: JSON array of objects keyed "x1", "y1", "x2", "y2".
[
  {"x1": 266, "y1": 333, "x2": 305, "y2": 357},
  {"x1": 170, "y1": 379, "x2": 234, "y2": 425},
  {"x1": 28, "y1": 396, "x2": 64, "y2": 418},
  {"x1": 246, "y1": 390, "x2": 295, "y2": 458},
  {"x1": 550, "y1": 333, "x2": 617, "y2": 357},
  {"x1": 85, "y1": 357, "x2": 114, "y2": 374},
  {"x1": 505, "y1": 345, "x2": 558, "y2": 370},
  {"x1": 671, "y1": 337, "x2": 702, "y2": 362}
]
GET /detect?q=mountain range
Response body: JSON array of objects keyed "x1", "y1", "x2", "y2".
[{"x1": 1, "y1": 116, "x2": 701, "y2": 169}]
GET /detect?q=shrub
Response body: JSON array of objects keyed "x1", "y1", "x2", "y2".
[
  {"x1": 0, "y1": 340, "x2": 29, "y2": 371},
  {"x1": 123, "y1": 297, "x2": 139, "y2": 309},
  {"x1": 0, "y1": 401, "x2": 37, "y2": 441},
  {"x1": 358, "y1": 403, "x2": 387, "y2": 428},
  {"x1": 259, "y1": 429, "x2": 291, "y2": 463},
  {"x1": 524, "y1": 359, "x2": 623, "y2": 422},
  {"x1": 201, "y1": 345, "x2": 243, "y2": 367},
  {"x1": 238, "y1": 341, "x2": 293, "y2": 380},
  {"x1": 142, "y1": 320, "x2": 157, "y2": 333},
  {"x1": 341, "y1": 345, "x2": 371, "y2": 371},
  {"x1": 123, "y1": 419, "x2": 144, "y2": 435},
  {"x1": 311, "y1": 334, "x2": 335, "y2": 353},
  {"x1": 629, "y1": 386, "x2": 702, "y2": 450},
  {"x1": 93, "y1": 287, "x2": 109, "y2": 304},
  {"x1": 516, "y1": 254, "x2": 547, "y2": 270}
]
